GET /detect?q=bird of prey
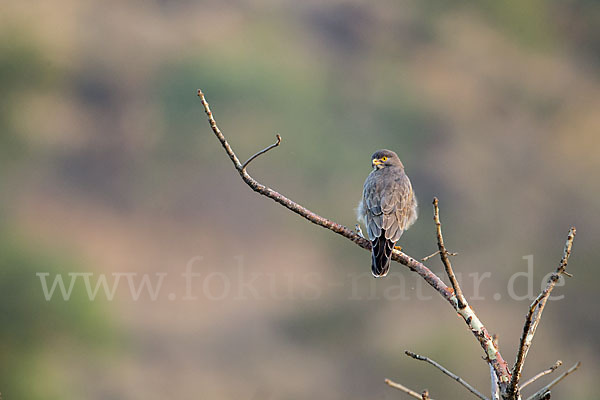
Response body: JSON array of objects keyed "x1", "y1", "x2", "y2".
[{"x1": 357, "y1": 149, "x2": 418, "y2": 277}]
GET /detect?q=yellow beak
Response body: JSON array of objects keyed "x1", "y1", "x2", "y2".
[{"x1": 372, "y1": 159, "x2": 383, "y2": 166}]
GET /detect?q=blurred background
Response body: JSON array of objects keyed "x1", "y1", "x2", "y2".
[{"x1": 1, "y1": 0, "x2": 599, "y2": 399}]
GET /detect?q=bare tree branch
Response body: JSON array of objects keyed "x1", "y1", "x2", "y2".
[
  {"x1": 520, "y1": 361, "x2": 562, "y2": 390},
  {"x1": 526, "y1": 362, "x2": 581, "y2": 400},
  {"x1": 199, "y1": 89, "x2": 581, "y2": 399},
  {"x1": 433, "y1": 197, "x2": 466, "y2": 309},
  {"x1": 198, "y1": 89, "x2": 585, "y2": 398},
  {"x1": 508, "y1": 228, "x2": 576, "y2": 398},
  {"x1": 385, "y1": 378, "x2": 433, "y2": 400},
  {"x1": 405, "y1": 350, "x2": 488, "y2": 400},
  {"x1": 429, "y1": 198, "x2": 511, "y2": 392}
]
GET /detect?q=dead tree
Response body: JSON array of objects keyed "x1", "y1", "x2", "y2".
[{"x1": 197, "y1": 90, "x2": 580, "y2": 400}]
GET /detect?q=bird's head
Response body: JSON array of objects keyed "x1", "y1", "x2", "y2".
[{"x1": 371, "y1": 149, "x2": 403, "y2": 170}]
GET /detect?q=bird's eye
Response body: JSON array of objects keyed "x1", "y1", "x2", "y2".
[{"x1": 381, "y1": 156, "x2": 387, "y2": 162}]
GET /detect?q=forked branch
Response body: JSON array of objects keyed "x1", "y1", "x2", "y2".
[
  {"x1": 508, "y1": 228, "x2": 576, "y2": 398},
  {"x1": 197, "y1": 89, "x2": 579, "y2": 399},
  {"x1": 199, "y1": 88, "x2": 512, "y2": 387}
]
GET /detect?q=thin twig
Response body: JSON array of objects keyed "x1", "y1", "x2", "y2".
[
  {"x1": 509, "y1": 228, "x2": 576, "y2": 398},
  {"x1": 241, "y1": 134, "x2": 282, "y2": 171},
  {"x1": 520, "y1": 360, "x2": 562, "y2": 390},
  {"x1": 421, "y1": 250, "x2": 441, "y2": 262},
  {"x1": 421, "y1": 250, "x2": 458, "y2": 262},
  {"x1": 385, "y1": 379, "x2": 430, "y2": 400},
  {"x1": 432, "y1": 198, "x2": 466, "y2": 309},
  {"x1": 526, "y1": 362, "x2": 581, "y2": 400},
  {"x1": 199, "y1": 89, "x2": 512, "y2": 392},
  {"x1": 405, "y1": 351, "x2": 488, "y2": 400}
]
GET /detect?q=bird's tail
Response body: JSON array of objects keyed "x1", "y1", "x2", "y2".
[{"x1": 371, "y1": 233, "x2": 394, "y2": 277}]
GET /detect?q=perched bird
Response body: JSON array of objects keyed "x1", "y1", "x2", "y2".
[{"x1": 357, "y1": 150, "x2": 418, "y2": 277}]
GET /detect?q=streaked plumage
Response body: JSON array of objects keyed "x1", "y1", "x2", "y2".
[{"x1": 357, "y1": 149, "x2": 418, "y2": 277}]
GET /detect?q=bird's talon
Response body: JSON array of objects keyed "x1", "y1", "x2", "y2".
[
  {"x1": 355, "y1": 224, "x2": 365, "y2": 238},
  {"x1": 394, "y1": 245, "x2": 402, "y2": 251}
]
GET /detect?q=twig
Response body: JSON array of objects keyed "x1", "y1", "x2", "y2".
[
  {"x1": 508, "y1": 228, "x2": 576, "y2": 398},
  {"x1": 526, "y1": 362, "x2": 581, "y2": 400},
  {"x1": 405, "y1": 351, "x2": 488, "y2": 400},
  {"x1": 385, "y1": 379, "x2": 430, "y2": 400},
  {"x1": 199, "y1": 89, "x2": 512, "y2": 392},
  {"x1": 421, "y1": 251, "x2": 440, "y2": 262},
  {"x1": 432, "y1": 198, "x2": 466, "y2": 309},
  {"x1": 241, "y1": 134, "x2": 282, "y2": 171},
  {"x1": 520, "y1": 361, "x2": 562, "y2": 390},
  {"x1": 421, "y1": 250, "x2": 458, "y2": 262}
]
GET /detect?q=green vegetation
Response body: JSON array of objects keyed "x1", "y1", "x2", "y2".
[{"x1": 0, "y1": 232, "x2": 114, "y2": 399}]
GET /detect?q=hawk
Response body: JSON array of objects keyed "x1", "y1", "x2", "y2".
[{"x1": 357, "y1": 149, "x2": 418, "y2": 277}]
